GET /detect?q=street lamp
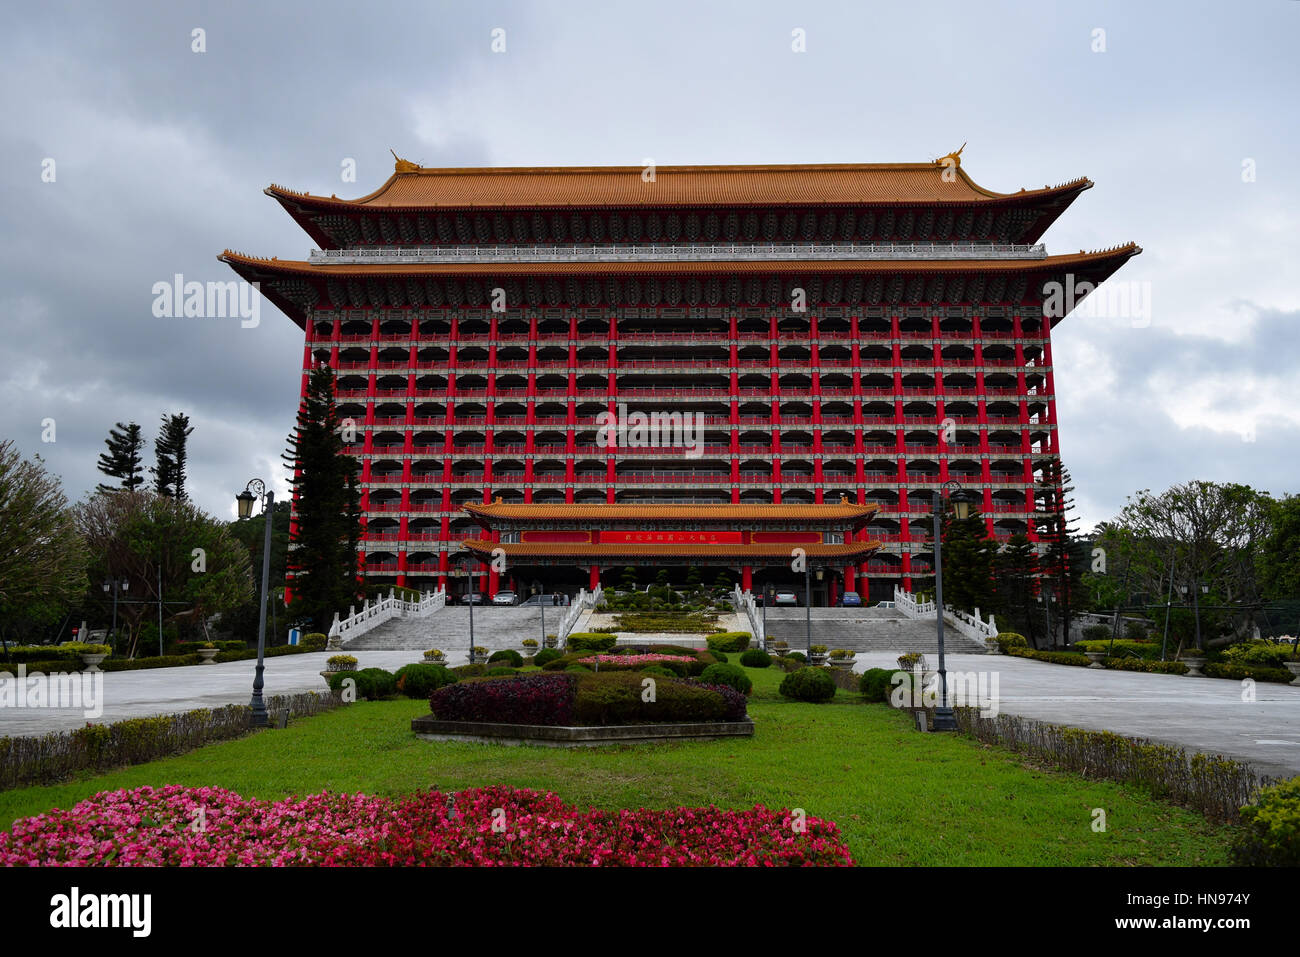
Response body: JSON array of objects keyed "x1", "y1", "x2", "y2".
[
  {"x1": 452, "y1": 551, "x2": 480, "y2": 664},
  {"x1": 235, "y1": 478, "x2": 274, "y2": 727},
  {"x1": 932, "y1": 479, "x2": 975, "y2": 732},
  {"x1": 803, "y1": 566, "x2": 824, "y2": 659},
  {"x1": 101, "y1": 577, "x2": 129, "y2": 655},
  {"x1": 763, "y1": 582, "x2": 774, "y2": 652},
  {"x1": 1180, "y1": 581, "x2": 1211, "y2": 652}
]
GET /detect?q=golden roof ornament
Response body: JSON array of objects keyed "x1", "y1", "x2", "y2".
[
  {"x1": 390, "y1": 149, "x2": 422, "y2": 173},
  {"x1": 934, "y1": 143, "x2": 966, "y2": 167}
]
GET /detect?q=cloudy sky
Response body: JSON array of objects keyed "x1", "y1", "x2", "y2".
[{"x1": 1, "y1": 0, "x2": 1296, "y2": 531}]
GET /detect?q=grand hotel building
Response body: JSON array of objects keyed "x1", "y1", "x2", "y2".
[{"x1": 222, "y1": 152, "x2": 1137, "y2": 603}]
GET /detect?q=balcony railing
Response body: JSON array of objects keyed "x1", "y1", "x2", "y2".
[{"x1": 309, "y1": 241, "x2": 1049, "y2": 265}]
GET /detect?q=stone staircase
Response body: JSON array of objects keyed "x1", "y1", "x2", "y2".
[
  {"x1": 342, "y1": 605, "x2": 552, "y2": 652},
  {"x1": 761, "y1": 608, "x2": 989, "y2": 655}
]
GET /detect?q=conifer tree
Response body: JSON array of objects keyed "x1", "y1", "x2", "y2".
[
  {"x1": 1037, "y1": 461, "x2": 1084, "y2": 648},
  {"x1": 96, "y1": 422, "x2": 145, "y2": 493},
  {"x1": 151, "y1": 412, "x2": 194, "y2": 499},
  {"x1": 282, "y1": 366, "x2": 361, "y2": 631}
]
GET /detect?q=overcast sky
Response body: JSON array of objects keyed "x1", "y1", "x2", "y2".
[{"x1": 1, "y1": 0, "x2": 1296, "y2": 531}]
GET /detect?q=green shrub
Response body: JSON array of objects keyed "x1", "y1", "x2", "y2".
[
  {"x1": 1204, "y1": 662, "x2": 1294, "y2": 684},
  {"x1": 1232, "y1": 775, "x2": 1300, "y2": 866},
  {"x1": 452, "y1": 663, "x2": 486, "y2": 678},
  {"x1": 1103, "y1": 657, "x2": 1188, "y2": 676},
  {"x1": 1221, "y1": 641, "x2": 1295, "y2": 668},
  {"x1": 488, "y1": 649, "x2": 524, "y2": 668},
  {"x1": 711, "y1": 651, "x2": 728, "y2": 664},
  {"x1": 699, "y1": 662, "x2": 753, "y2": 695},
  {"x1": 565, "y1": 664, "x2": 593, "y2": 673},
  {"x1": 705, "y1": 631, "x2": 751, "y2": 653},
  {"x1": 786, "y1": 651, "x2": 807, "y2": 663},
  {"x1": 1075, "y1": 639, "x2": 1163, "y2": 660},
  {"x1": 300, "y1": 633, "x2": 328, "y2": 652},
  {"x1": 394, "y1": 663, "x2": 458, "y2": 698},
  {"x1": 533, "y1": 648, "x2": 563, "y2": 667},
  {"x1": 995, "y1": 632, "x2": 1028, "y2": 653},
  {"x1": 572, "y1": 672, "x2": 743, "y2": 725},
  {"x1": 62, "y1": 643, "x2": 112, "y2": 656},
  {"x1": 1008, "y1": 647, "x2": 1090, "y2": 667},
  {"x1": 566, "y1": 632, "x2": 617, "y2": 652},
  {"x1": 344, "y1": 667, "x2": 397, "y2": 699},
  {"x1": 1124, "y1": 620, "x2": 1151, "y2": 640},
  {"x1": 641, "y1": 665, "x2": 676, "y2": 678},
  {"x1": 1082, "y1": 624, "x2": 1111, "y2": 642},
  {"x1": 486, "y1": 667, "x2": 518, "y2": 677},
  {"x1": 779, "y1": 667, "x2": 837, "y2": 703},
  {"x1": 739, "y1": 648, "x2": 772, "y2": 668},
  {"x1": 858, "y1": 668, "x2": 897, "y2": 703}
]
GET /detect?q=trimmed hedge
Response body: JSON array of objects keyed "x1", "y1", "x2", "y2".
[
  {"x1": 699, "y1": 663, "x2": 753, "y2": 696},
  {"x1": 300, "y1": 633, "x2": 328, "y2": 652},
  {"x1": 779, "y1": 667, "x2": 837, "y2": 703},
  {"x1": 1103, "y1": 657, "x2": 1189, "y2": 676},
  {"x1": 705, "y1": 631, "x2": 751, "y2": 653},
  {"x1": 488, "y1": 649, "x2": 524, "y2": 668},
  {"x1": 327, "y1": 667, "x2": 397, "y2": 699},
  {"x1": 573, "y1": 673, "x2": 746, "y2": 725},
  {"x1": 394, "y1": 663, "x2": 458, "y2": 698},
  {"x1": 995, "y1": 632, "x2": 1028, "y2": 653},
  {"x1": 1204, "y1": 662, "x2": 1294, "y2": 684},
  {"x1": 1232, "y1": 775, "x2": 1300, "y2": 866},
  {"x1": 1221, "y1": 641, "x2": 1297, "y2": 668},
  {"x1": 0, "y1": 691, "x2": 344, "y2": 791},
  {"x1": 739, "y1": 648, "x2": 772, "y2": 668},
  {"x1": 566, "y1": 633, "x2": 618, "y2": 652},
  {"x1": 533, "y1": 648, "x2": 563, "y2": 667},
  {"x1": 541, "y1": 648, "x2": 717, "y2": 677},
  {"x1": 1008, "y1": 647, "x2": 1090, "y2": 667},
  {"x1": 858, "y1": 668, "x2": 898, "y2": 703},
  {"x1": 430, "y1": 673, "x2": 577, "y2": 725},
  {"x1": 1075, "y1": 639, "x2": 1164, "y2": 661}
]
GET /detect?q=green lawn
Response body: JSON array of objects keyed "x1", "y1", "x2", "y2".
[{"x1": 0, "y1": 667, "x2": 1231, "y2": 865}]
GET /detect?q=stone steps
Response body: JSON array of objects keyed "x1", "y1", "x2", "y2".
[
  {"x1": 342, "y1": 606, "x2": 553, "y2": 652},
  {"x1": 761, "y1": 609, "x2": 988, "y2": 655}
]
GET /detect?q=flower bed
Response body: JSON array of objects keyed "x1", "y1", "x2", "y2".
[
  {"x1": 582, "y1": 653, "x2": 696, "y2": 667},
  {"x1": 0, "y1": 784, "x2": 852, "y2": 866}
]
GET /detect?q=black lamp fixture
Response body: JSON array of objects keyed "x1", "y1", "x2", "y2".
[
  {"x1": 931, "y1": 479, "x2": 978, "y2": 732},
  {"x1": 235, "y1": 479, "x2": 274, "y2": 727}
]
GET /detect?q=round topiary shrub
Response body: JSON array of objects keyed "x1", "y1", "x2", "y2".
[
  {"x1": 711, "y1": 651, "x2": 729, "y2": 664},
  {"x1": 300, "y1": 633, "x2": 328, "y2": 652},
  {"x1": 1232, "y1": 775, "x2": 1300, "y2": 866},
  {"x1": 996, "y1": 632, "x2": 1028, "y2": 653},
  {"x1": 700, "y1": 662, "x2": 753, "y2": 696},
  {"x1": 779, "y1": 667, "x2": 836, "y2": 703},
  {"x1": 533, "y1": 648, "x2": 563, "y2": 667},
  {"x1": 486, "y1": 667, "x2": 518, "y2": 677},
  {"x1": 858, "y1": 667, "x2": 896, "y2": 703},
  {"x1": 705, "y1": 631, "x2": 752, "y2": 653},
  {"x1": 786, "y1": 651, "x2": 807, "y2": 663},
  {"x1": 564, "y1": 664, "x2": 593, "y2": 673},
  {"x1": 488, "y1": 649, "x2": 524, "y2": 668},
  {"x1": 394, "y1": 663, "x2": 458, "y2": 698},
  {"x1": 567, "y1": 633, "x2": 617, "y2": 652},
  {"x1": 641, "y1": 664, "x2": 676, "y2": 678},
  {"x1": 740, "y1": 649, "x2": 772, "y2": 668},
  {"x1": 329, "y1": 667, "x2": 397, "y2": 699}
]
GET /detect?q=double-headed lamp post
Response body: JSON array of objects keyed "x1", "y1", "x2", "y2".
[
  {"x1": 101, "y1": 577, "x2": 129, "y2": 655},
  {"x1": 932, "y1": 480, "x2": 976, "y2": 732},
  {"x1": 236, "y1": 479, "x2": 274, "y2": 727},
  {"x1": 453, "y1": 551, "x2": 480, "y2": 664}
]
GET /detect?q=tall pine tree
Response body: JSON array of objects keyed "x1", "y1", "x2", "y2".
[
  {"x1": 938, "y1": 506, "x2": 998, "y2": 616},
  {"x1": 151, "y1": 412, "x2": 194, "y2": 499},
  {"x1": 282, "y1": 366, "x2": 361, "y2": 631},
  {"x1": 1037, "y1": 461, "x2": 1084, "y2": 648},
  {"x1": 96, "y1": 422, "x2": 144, "y2": 493},
  {"x1": 994, "y1": 533, "x2": 1041, "y2": 645}
]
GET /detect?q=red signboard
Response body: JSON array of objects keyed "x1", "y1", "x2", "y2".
[
  {"x1": 751, "y1": 532, "x2": 822, "y2": 544},
  {"x1": 601, "y1": 530, "x2": 743, "y2": 544},
  {"x1": 521, "y1": 530, "x2": 592, "y2": 543}
]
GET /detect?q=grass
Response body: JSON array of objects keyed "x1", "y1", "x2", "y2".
[{"x1": 0, "y1": 667, "x2": 1231, "y2": 865}]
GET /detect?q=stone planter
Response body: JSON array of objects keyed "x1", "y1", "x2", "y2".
[
  {"x1": 809, "y1": 654, "x2": 828, "y2": 667},
  {"x1": 79, "y1": 653, "x2": 108, "y2": 673},
  {"x1": 522, "y1": 645, "x2": 539, "y2": 657},
  {"x1": 543, "y1": 637, "x2": 558, "y2": 649},
  {"x1": 1284, "y1": 660, "x2": 1300, "y2": 687},
  {"x1": 828, "y1": 656, "x2": 855, "y2": 670},
  {"x1": 1084, "y1": 651, "x2": 1106, "y2": 670},
  {"x1": 197, "y1": 648, "x2": 219, "y2": 665},
  {"x1": 1180, "y1": 656, "x2": 1207, "y2": 677}
]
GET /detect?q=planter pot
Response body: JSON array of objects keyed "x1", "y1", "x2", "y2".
[
  {"x1": 1284, "y1": 661, "x2": 1300, "y2": 687},
  {"x1": 809, "y1": 654, "x2": 828, "y2": 667},
  {"x1": 424, "y1": 655, "x2": 447, "y2": 665},
  {"x1": 1084, "y1": 651, "x2": 1106, "y2": 670},
  {"x1": 828, "y1": 657, "x2": 855, "y2": 670},
  {"x1": 79, "y1": 653, "x2": 108, "y2": 673},
  {"x1": 197, "y1": 648, "x2": 219, "y2": 665},
  {"x1": 1179, "y1": 656, "x2": 1207, "y2": 677},
  {"x1": 543, "y1": 638, "x2": 558, "y2": 649},
  {"x1": 522, "y1": 646, "x2": 539, "y2": 657}
]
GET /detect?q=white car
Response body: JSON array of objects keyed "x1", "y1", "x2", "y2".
[
  {"x1": 774, "y1": 590, "x2": 799, "y2": 606},
  {"x1": 492, "y1": 590, "x2": 518, "y2": 606}
]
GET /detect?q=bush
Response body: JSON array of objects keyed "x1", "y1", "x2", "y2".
[
  {"x1": 1232, "y1": 775, "x2": 1300, "y2": 866},
  {"x1": 1075, "y1": 639, "x2": 1164, "y2": 661},
  {"x1": 0, "y1": 645, "x2": 84, "y2": 664},
  {"x1": 711, "y1": 651, "x2": 728, "y2": 664},
  {"x1": 1103, "y1": 657, "x2": 1188, "y2": 676},
  {"x1": 699, "y1": 663, "x2": 753, "y2": 696},
  {"x1": 488, "y1": 649, "x2": 524, "y2": 668},
  {"x1": 1221, "y1": 641, "x2": 1295, "y2": 668},
  {"x1": 565, "y1": 664, "x2": 593, "y2": 673},
  {"x1": 739, "y1": 649, "x2": 772, "y2": 668},
  {"x1": 451, "y1": 663, "x2": 486, "y2": 678},
  {"x1": 350, "y1": 668, "x2": 398, "y2": 699},
  {"x1": 1124, "y1": 620, "x2": 1151, "y2": 640},
  {"x1": 1008, "y1": 647, "x2": 1090, "y2": 667},
  {"x1": 487, "y1": 667, "x2": 518, "y2": 677},
  {"x1": 995, "y1": 632, "x2": 1028, "y2": 653},
  {"x1": 566, "y1": 633, "x2": 617, "y2": 652},
  {"x1": 394, "y1": 663, "x2": 458, "y2": 698},
  {"x1": 779, "y1": 667, "x2": 837, "y2": 703},
  {"x1": 641, "y1": 665, "x2": 676, "y2": 678},
  {"x1": 572, "y1": 673, "x2": 744, "y2": 725},
  {"x1": 786, "y1": 651, "x2": 807, "y2": 663},
  {"x1": 300, "y1": 633, "x2": 328, "y2": 652},
  {"x1": 1204, "y1": 662, "x2": 1294, "y2": 684},
  {"x1": 1082, "y1": 624, "x2": 1111, "y2": 642},
  {"x1": 858, "y1": 668, "x2": 897, "y2": 703},
  {"x1": 533, "y1": 648, "x2": 563, "y2": 667},
  {"x1": 705, "y1": 631, "x2": 751, "y2": 653},
  {"x1": 430, "y1": 673, "x2": 577, "y2": 725}
]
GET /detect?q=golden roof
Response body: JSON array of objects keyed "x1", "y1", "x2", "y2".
[
  {"x1": 461, "y1": 501, "x2": 880, "y2": 522},
  {"x1": 266, "y1": 159, "x2": 1092, "y2": 210},
  {"x1": 458, "y1": 539, "x2": 882, "y2": 560}
]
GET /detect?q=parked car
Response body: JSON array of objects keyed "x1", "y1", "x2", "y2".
[
  {"x1": 462, "y1": 592, "x2": 485, "y2": 604},
  {"x1": 839, "y1": 590, "x2": 862, "y2": 607},
  {"x1": 873, "y1": 600, "x2": 896, "y2": 609},
  {"x1": 774, "y1": 590, "x2": 799, "y2": 606},
  {"x1": 518, "y1": 594, "x2": 550, "y2": 606},
  {"x1": 492, "y1": 590, "x2": 518, "y2": 606}
]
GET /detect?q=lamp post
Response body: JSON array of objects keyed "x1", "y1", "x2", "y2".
[
  {"x1": 452, "y1": 551, "x2": 479, "y2": 664},
  {"x1": 236, "y1": 479, "x2": 274, "y2": 727},
  {"x1": 1183, "y1": 579, "x2": 1210, "y2": 652},
  {"x1": 101, "y1": 578, "x2": 129, "y2": 655},
  {"x1": 932, "y1": 479, "x2": 975, "y2": 732},
  {"x1": 763, "y1": 582, "x2": 773, "y2": 652},
  {"x1": 804, "y1": 564, "x2": 813, "y2": 660}
]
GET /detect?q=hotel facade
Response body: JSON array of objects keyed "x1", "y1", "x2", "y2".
[{"x1": 222, "y1": 152, "x2": 1137, "y2": 603}]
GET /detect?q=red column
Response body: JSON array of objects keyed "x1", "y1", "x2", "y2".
[
  {"x1": 741, "y1": 565, "x2": 753, "y2": 592},
  {"x1": 589, "y1": 565, "x2": 601, "y2": 591}
]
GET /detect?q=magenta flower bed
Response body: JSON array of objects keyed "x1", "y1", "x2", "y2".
[
  {"x1": 0, "y1": 785, "x2": 854, "y2": 866},
  {"x1": 586, "y1": 654, "x2": 696, "y2": 666}
]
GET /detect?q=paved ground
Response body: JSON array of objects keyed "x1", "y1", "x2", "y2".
[{"x1": 3, "y1": 647, "x2": 1298, "y2": 778}]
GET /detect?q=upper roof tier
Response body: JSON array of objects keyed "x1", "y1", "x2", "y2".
[
  {"x1": 267, "y1": 152, "x2": 1093, "y2": 248},
  {"x1": 462, "y1": 500, "x2": 881, "y2": 526}
]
